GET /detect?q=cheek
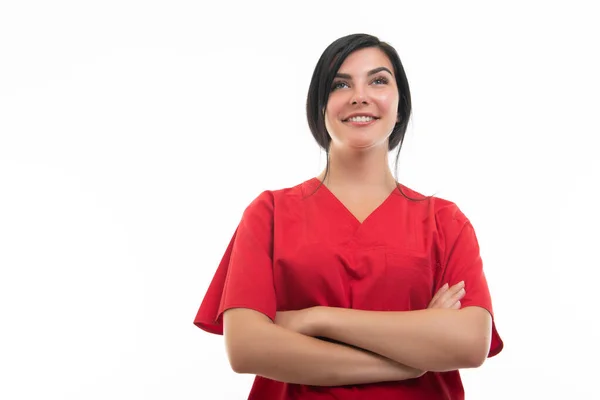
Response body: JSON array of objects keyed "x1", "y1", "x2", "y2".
[
  {"x1": 324, "y1": 98, "x2": 344, "y2": 130},
  {"x1": 324, "y1": 115, "x2": 341, "y2": 141},
  {"x1": 325, "y1": 96, "x2": 343, "y2": 117},
  {"x1": 374, "y1": 93, "x2": 399, "y2": 112}
]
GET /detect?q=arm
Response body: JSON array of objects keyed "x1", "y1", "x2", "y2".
[
  {"x1": 311, "y1": 305, "x2": 492, "y2": 372},
  {"x1": 318, "y1": 207, "x2": 497, "y2": 371},
  {"x1": 223, "y1": 308, "x2": 424, "y2": 386}
]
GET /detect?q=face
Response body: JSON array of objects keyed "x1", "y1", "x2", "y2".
[{"x1": 324, "y1": 47, "x2": 399, "y2": 151}]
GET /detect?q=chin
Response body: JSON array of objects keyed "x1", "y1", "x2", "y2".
[{"x1": 344, "y1": 140, "x2": 383, "y2": 151}]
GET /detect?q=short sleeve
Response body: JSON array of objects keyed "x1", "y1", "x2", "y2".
[
  {"x1": 193, "y1": 191, "x2": 276, "y2": 335},
  {"x1": 437, "y1": 205, "x2": 504, "y2": 358}
]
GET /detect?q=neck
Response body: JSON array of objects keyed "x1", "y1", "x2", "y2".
[{"x1": 317, "y1": 145, "x2": 397, "y2": 191}]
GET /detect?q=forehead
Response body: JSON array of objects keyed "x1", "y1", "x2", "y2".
[{"x1": 336, "y1": 47, "x2": 394, "y2": 75}]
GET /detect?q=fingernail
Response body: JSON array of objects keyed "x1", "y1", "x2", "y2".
[
  {"x1": 443, "y1": 283, "x2": 449, "y2": 289},
  {"x1": 460, "y1": 280, "x2": 465, "y2": 287}
]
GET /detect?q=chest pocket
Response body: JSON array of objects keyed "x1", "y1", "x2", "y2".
[{"x1": 383, "y1": 251, "x2": 433, "y2": 311}]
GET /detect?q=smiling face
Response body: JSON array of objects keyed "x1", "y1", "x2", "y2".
[{"x1": 324, "y1": 47, "x2": 400, "y2": 151}]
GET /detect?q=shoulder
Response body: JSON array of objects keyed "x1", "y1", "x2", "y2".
[
  {"x1": 243, "y1": 178, "x2": 312, "y2": 215},
  {"x1": 396, "y1": 183, "x2": 471, "y2": 234},
  {"x1": 432, "y1": 197, "x2": 471, "y2": 244},
  {"x1": 433, "y1": 197, "x2": 469, "y2": 227},
  {"x1": 399, "y1": 188, "x2": 479, "y2": 262},
  {"x1": 396, "y1": 184, "x2": 467, "y2": 220},
  {"x1": 424, "y1": 193, "x2": 476, "y2": 253}
]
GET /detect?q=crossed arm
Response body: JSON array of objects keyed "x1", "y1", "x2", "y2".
[
  {"x1": 301, "y1": 304, "x2": 492, "y2": 372},
  {"x1": 223, "y1": 281, "x2": 491, "y2": 386},
  {"x1": 224, "y1": 307, "x2": 422, "y2": 387}
]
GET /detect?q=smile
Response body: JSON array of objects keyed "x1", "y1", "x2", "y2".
[{"x1": 343, "y1": 116, "x2": 379, "y2": 127}]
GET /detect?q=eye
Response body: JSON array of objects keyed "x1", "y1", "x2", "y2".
[
  {"x1": 331, "y1": 81, "x2": 348, "y2": 91},
  {"x1": 372, "y1": 76, "x2": 389, "y2": 85}
]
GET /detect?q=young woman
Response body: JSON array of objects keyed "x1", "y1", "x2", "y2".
[{"x1": 194, "y1": 33, "x2": 503, "y2": 399}]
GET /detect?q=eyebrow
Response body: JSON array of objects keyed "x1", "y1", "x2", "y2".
[{"x1": 334, "y1": 67, "x2": 393, "y2": 80}]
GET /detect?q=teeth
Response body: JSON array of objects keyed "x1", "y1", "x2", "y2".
[{"x1": 347, "y1": 116, "x2": 375, "y2": 122}]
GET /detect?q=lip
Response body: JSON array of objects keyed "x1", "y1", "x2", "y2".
[
  {"x1": 344, "y1": 118, "x2": 378, "y2": 127},
  {"x1": 343, "y1": 112, "x2": 379, "y2": 121}
]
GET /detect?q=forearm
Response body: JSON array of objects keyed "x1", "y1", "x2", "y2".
[
  {"x1": 314, "y1": 307, "x2": 492, "y2": 372},
  {"x1": 224, "y1": 309, "x2": 423, "y2": 386}
]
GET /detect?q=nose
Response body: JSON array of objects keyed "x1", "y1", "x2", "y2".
[{"x1": 351, "y1": 87, "x2": 369, "y2": 105}]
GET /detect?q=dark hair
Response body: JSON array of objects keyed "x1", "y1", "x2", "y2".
[{"x1": 306, "y1": 33, "x2": 432, "y2": 201}]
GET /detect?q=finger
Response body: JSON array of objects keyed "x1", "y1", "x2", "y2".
[
  {"x1": 447, "y1": 281, "x2": 465, "y2": 296},
  {"x1": 450, "y1": 300, "x2": 461, "y2": 309},
  {"x1": 431, "y1": 283, "x2": 448, "y2": 302},
  {"x1": 431, "y1": 282, "x2": 463, "y2": 308},
  {"x1": 429, "y1": 283, "x2": 450, "y2": 308},
  {"x1": 430, "y1": 283, "x2": 449, "y2": 305},
  {"x1": 441, "y1": 281, "x2": 464, "y2": 302},
  {"x1": 430, "y1": 282, "x2": 467, "y2": 309},
  {"x1": 443, "y1": 287, "x2": 466, "y2": 308}
]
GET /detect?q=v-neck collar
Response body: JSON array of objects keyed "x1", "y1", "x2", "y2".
[{"x1": 306, "y1": 177, "x2": 399, "y2": 227}]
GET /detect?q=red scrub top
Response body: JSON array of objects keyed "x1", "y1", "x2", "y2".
[{"x1": 194, "y1": 177, "x2": 503, "y2": 399}]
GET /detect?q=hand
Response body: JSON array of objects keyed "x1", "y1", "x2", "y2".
[
  {"x1": 428, "y1": 281, "x2": 465, "y2": 310},
  {"x1": 274, "y1": 307, "x2": 321, "y2": 337}
]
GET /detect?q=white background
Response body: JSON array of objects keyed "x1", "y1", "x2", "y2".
[{"x1": 1, "y1": 1, "x2": 598, "y2": 399}]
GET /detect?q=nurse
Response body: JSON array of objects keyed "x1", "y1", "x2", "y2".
[{"x1": 194, "y1": 33, "x2": 503, "y2": 399}]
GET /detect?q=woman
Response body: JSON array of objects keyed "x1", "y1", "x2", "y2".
[{"x1": 194, "y1": 33, "x2": 503, "y2": 399}]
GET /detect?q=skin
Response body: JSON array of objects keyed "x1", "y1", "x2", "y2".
[
  {"x1": 318, "y1": 46, "x2": 401, "y2": 198},
  {"x1": 306, "y1": 47, "x2": 492, "y2": 372},
  {"x1": 224, "y1": 283, "x2": 467, "y2": 385},
  {"x1": 223, "y1": 47, "x2": 492, "y2": 383},
  {"x1": 274, "y1": 284, "x2": 492, "y2": 373},
  {"x1": 275, "y1": 282, "x2": 466, "y2": 337}
]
